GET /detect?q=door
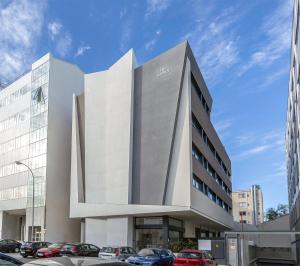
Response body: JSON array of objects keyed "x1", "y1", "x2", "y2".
[
  {"x1": 160, "y1": 249, "x2": 171, "y2": 265},
  {"x1": 88, "y1": 244, "x2": 99, "y2": 257},
  {"x1": 0, "y1": 240, "x2": 8, "y2": 252},
  {"x1": 211, "y1": 240, "x2": 225, "y2": 260},
  {"x1": 7, "y1": 240, "x2": 17, "y2": 252},
  {"x1": 81, "y1": 244, "x2": 90, "y2": 256}
]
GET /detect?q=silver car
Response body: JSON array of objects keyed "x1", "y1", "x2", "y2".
[{"x1": 23, "y1": 257, "x2": 133, "y2": 266}]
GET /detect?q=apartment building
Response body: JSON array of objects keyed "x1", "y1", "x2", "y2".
[
  {"x1": 70, "y1": 41, "x2": 233, "y2": 249},
  {"x1": 0, "y1": 54, "x2": 83, "y2": 242},
  {"x1": 232, "y1": 185, "x2": 264, "y2": 225},
  {"x1": 286, "y1": 0, "x2": 300, "y2": 263}
]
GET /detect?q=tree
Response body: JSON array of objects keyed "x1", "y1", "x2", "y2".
[
  {"x1": 277, "y1": 204, "x2": 289, "y2": 216},
  {"x1": 265, "y1": 204, "x2": 289, "y2": 221}
]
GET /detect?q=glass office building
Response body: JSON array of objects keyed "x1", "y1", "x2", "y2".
[{"x1": 0, "y1": 54, "x2": 83, "y2": 242}]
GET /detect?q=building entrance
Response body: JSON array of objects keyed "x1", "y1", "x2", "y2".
[
  {"x1": 0, "y1": 210, "x2": 26, "y2": 241},
  {"x1": 134, "y1": 216, "x2": 184, "y2": 250}
]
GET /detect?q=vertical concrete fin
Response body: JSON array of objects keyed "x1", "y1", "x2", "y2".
[
  {"x1": 163, "y1": 56, "x2": 192, "y2": 206},
  {"x1": 70, "y1": 94, "x2": 84, "y2": 213}
]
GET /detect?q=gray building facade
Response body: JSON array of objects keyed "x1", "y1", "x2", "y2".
[{"x1": 70, "y1": 41, "x2": 233, "y2": 249}]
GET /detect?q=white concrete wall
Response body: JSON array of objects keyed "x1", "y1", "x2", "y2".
[
  {"x1": 85, "y1": 216, "x2": 133, "y2": 248},
  {"x1": 84, "y1": 50, "x2": 136, "y2": 205},
  {"x1": 45, "y1": 56, "x2": 83, "y2": 242}
]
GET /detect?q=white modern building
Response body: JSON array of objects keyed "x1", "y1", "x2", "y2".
[
  {"x1": 70, "y1": 41, "x2": 233, "y2": 249},
  {"x1": 0, "y1": 54, "x2": 83, "y2": 242}
]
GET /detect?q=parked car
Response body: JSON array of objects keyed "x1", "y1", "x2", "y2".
[
  {"x1": 60, "y1": 243, "x2": 100, "y2": 257},
  {"x1": 126, "y1": 248, "x2": 174, "y2": 265},
  {"x1": 99, "y1": 246, "x2": 137, "y2": 261},
  {"x1": 36, "y1": 243, "x2": 65, "y2": 258},
  {"x1": 23, "y1": 257, "x2": 133, "y2": 266},
  {"x1": 174, "y1": 249, "x2": 217, "y2": 266},
  {"x1": 0, "y1": 239, "x2": 21, "y2": 253},
  {"x1": 20, "y1": 241, "x2": 51, "y2": 258},
  {"x1": 0, "y1": 252, "x2": 23, "y2": 265}
]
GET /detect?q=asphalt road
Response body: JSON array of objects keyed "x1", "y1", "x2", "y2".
[{"x1": 3, "y1": 252, "x2": 35, "y2": 263}]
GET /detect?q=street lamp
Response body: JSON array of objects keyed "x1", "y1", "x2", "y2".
[{"x1": 15, "y1": 161, "x2": 35, "y2": 242}]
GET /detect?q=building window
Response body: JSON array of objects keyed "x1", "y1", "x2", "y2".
[
  {"x1": 239, "y1": 193, "x2": 246, "y2": 198},
  {"x1": 192, "y1": 114, "x2": 231, "y2": 179},
  {"x1": 295, "y1": 3, "x2": 299, "y2": 45},
  {"x1": 192, "y1": 144, "x2": 231, "y2": 196},
  {"x1": 239, "y1": 211, "x2": 246, "y2": 216},
  {"x1": 0, "y1": 84, "x2": 31, "y2": 110},
  {"x1": 192, "y1": 175, "x2": 230, "y2": 213},
  {"x1": 191, "y1": 74, "x2": 210, "y2": 114},
  {"x1": 239, "y1": 202, "x2": 247, "y2": 207}
]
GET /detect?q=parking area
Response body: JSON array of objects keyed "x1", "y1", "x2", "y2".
[{"x1": 4, "y1": 253, "x2": 34, "y2": 263}]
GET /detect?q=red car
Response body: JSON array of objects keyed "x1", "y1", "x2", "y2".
[
  {"x1": 36, "y1": 243, "x2": 64, "y2": 258},
  {"x1": 174, "y1": 249, "x2": 218, "y2": 266}
]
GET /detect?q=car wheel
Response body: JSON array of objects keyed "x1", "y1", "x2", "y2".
[
  {"x1": 14, "y1": 247, "x2": 20, "y2": 253},
  {"x1": 22, "y1": 255, "x2": 27, "y2": 258}
]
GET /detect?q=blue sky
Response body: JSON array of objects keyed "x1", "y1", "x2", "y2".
[{"x1": 0, "y1": 0, "x2": 293, "y2": 211}]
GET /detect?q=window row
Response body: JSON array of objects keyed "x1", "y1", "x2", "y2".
[
  {"x1": 0, "y1": 154, "x2": 47, "y2": 178},
  {"x1": 31, "y1": 111, "x2": 48, "y2": 131},
  {"x1": 0, "y1": 127, "x2": 47, "y2": 155},
  {"x1": 32, "y1": 61, "x2": 49, "y2": 81},
  {"x1": 191, "y1": 74, "x2": 210, "y2": 114},
  {"x1": 192, "y1": 113, "x2": 231, "y2": 178},
  {"x1": 0, "y1": 185, "x2": 27, "y2": 201},
  {"x1": 192, "y1": 144, "x2": 231, "y2": 196},
  {"x1": 0, "y1": 109, "x2": 30, "y2": 132},
  {"x1": 192, "y1": 175, "x2": 231, "y2": 214},
  {"x1": 239, "y1": 202, "x2": 248, "y2": 207},
  {"x1": 26, "y1": 182, "x2": 46, "y2": 198},
  {"x1": 0, "y1": 84, "x2": 31, "y2": 109},
  {"x1": 31, "y1": 99, "x2": 48, "y2": 116}
]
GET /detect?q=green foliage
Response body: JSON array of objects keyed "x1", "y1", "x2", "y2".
[
  {"x1": 265, "y1": 204, "x2": 289, "y2": 221},
  {"x1": 168, "y1": 239, "x2": 197, "y2": 252}
]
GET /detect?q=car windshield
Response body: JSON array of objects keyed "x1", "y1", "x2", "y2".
[
  {"x1": 138, "y1": 249, "x2": 160, "y2": 256},
  {"x1": 49, "y1": 243, "x2": 62, "y2": 248},
  {"x1": 63, "y1": 244, "x2": 75, "y2": 250},
  {"x1": 101, "y1": 247, "x2": 116, "y2": 253},
  {"x1": 22, "y1": 242, "x2": 33, "y2": 246},
  {"x1": 177, "y1": 252, "x2": 204, "y2": 259}
]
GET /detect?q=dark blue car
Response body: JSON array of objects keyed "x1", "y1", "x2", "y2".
[{"x1": 126, "y1": 248, "x2": 174, "y2": 266}]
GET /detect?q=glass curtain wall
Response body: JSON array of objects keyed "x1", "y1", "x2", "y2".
[{"x1": 26, "y1": 61, "x2": 49, "y2": 240}]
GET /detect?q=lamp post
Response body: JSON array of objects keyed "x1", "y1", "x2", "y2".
[{"x1": 15, "y1": 161, "x2": 35, "y2": 242}]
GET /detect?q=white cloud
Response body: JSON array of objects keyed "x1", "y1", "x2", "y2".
[
  {"x1": 75, "y1": 45, "x2": 91, "y2": 57},
  {"x1": 239, "y1": 0, "x2": 293, "y2": 75},
  {"x1": 233, "y1": 129, "x2": 285, "y2": 160},
  {"x1": 48, "y1": 20, "x2": 72, "y2": 57},
  {"x1": 120, "y1": 8, "x2": 127, "y2": 19},
  {"x1": 145, "y1": 0, "x2": 170, "y2": 18},
  {"x1": 145, "y1": 29, "x2": 162, "y2": 51},
  {"x1": 48, "y1": 21, "x2": 62, "y2": 40},
  {"x1": 0, "y1": 0, "x2": 46, "y2": 82},
  {"x1": 184, "y1": 5, "x2": 240, "y2": 83},
  {"x1": 120, "y1": 17, "x2": 133, "y2": 52},
  {"x1": 215, "y1": 119, "x2": 232, "y2": 133},
  {"x1": 234, "y1": 144, "x2": 272, "y2": 159}
]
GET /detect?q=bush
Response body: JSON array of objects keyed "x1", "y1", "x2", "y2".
[{"x1": 168, "y1": 239, "x2": 197, "y2": 253}]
